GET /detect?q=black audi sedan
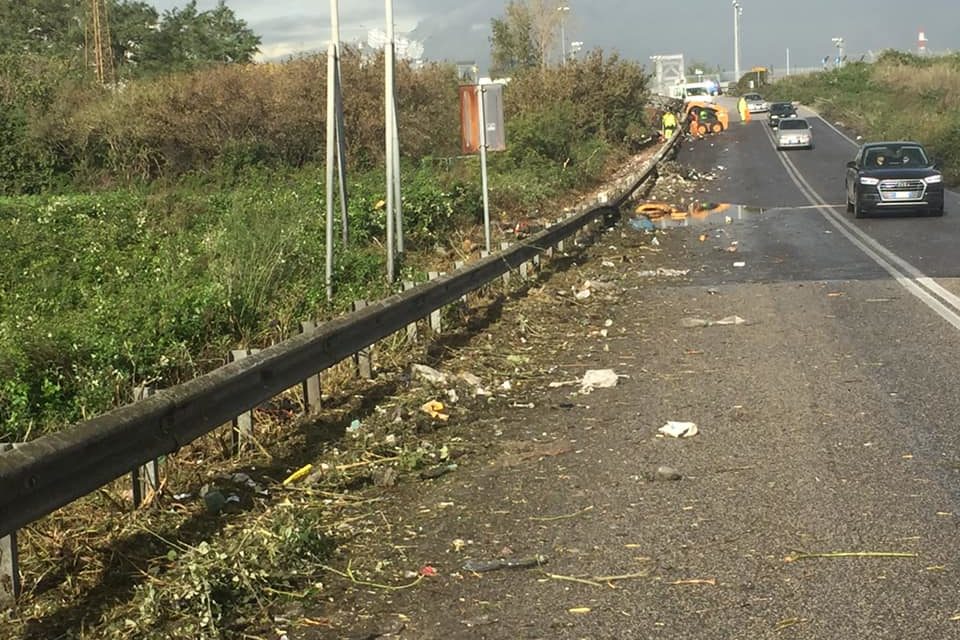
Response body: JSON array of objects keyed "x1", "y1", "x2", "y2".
[
  {"x1": 845, "y1": 142, "x2": 944, "y2": 218},
  {"x1": 767, "y1": 102, "x2": 797, "y2": 127}
]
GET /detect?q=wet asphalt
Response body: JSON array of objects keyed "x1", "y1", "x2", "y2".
[{"x1": 315, "y1": 100, "x2": 960, "y2": 640}]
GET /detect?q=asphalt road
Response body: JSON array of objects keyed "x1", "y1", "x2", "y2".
[{"x1": 311, "y1": 100, "x2": 960, "y2": 640}]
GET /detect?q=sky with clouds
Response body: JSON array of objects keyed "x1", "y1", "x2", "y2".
[{"x1": 148, "y1": 1, "x2": 959, "y2": 73}]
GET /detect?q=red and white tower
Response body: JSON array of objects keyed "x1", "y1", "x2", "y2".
[{"x1": 918, "y1": 30, "x2": 928, "y2": 55}]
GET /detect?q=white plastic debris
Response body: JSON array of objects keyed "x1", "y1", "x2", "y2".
[
  {"x1": 733, "y1": 261, "x2": 746, "y2": 268},
  {"x1": 412, "y1": 364, "x2": 449, "y2": 386},
  {"x1": 638, "y1": 268, "x2": 690, "y2": 278},
  {"x1": 574, "y1": 288, "x2": 592, "y2": 300},
  {"x1": 580, "y1": 369, "x2": 619, "y2": 394},
  {"x1": 658, "y1": 421, "x2": 699, "y2": 438},
  {"x1": 681, "y1": 316, "x2": 747, "y2": 328}
]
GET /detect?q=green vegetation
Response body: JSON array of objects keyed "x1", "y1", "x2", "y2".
[
  {"x1": 0, "y1": 0, "x2": 260, "y2": 80},
  {"x1": 766, "y1": 51, "x2": 960, "y2": 181},
  {"x1": 0, "y1": 46, "x2": 651, "y2": 440}
]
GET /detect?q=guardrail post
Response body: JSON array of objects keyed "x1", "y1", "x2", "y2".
[
  {"x1": 500, "y1": 242, "x2": 511, "y2": 287},
  {"x1": 352, "y1": 301, "x2": 373, "y2": 379},
  {"x1": 230, "y1": 349, "x2": 255, "y2": 454},
  {"x1": 454, "y1": 262, "x2": 468, "y2": 303},
  {"x1": 427, "y1": 273, "x2": 442, "y2": 333},
  {"x1": 403, "y1": 282, "x2": 418, "y2": 342},
  {"x1": 0, "y1": 443, "x2": 19, "y2": 607},
  {"x1": 131, "y1": 386, "x2": 159, "y2": 507},
  {"x1": 0, "y1": 530, "x2": 18, "y2": 608},
  {"x1": 299, "y1": 320, "x2": 323, "y2": 413}
]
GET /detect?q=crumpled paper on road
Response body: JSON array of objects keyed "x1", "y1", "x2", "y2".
[{"x1": 658, "y1": 421, "x2": 699, "y2": 438}]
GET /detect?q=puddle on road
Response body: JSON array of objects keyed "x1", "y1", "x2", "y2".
[{"x1": 630, "y1": 202, "x2": 768, "y2": 230}]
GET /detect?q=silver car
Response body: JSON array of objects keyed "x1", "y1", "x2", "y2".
[
  {"x1": 776, "y1": 118, "x2": 813, "y2": 150},
  {"x1": 743, "y1": 93, "x2": 768, "y2": 113}
]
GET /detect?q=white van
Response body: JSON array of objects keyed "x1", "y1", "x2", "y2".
[{"x1": 669, "y1": 81, "x2": 716, "y2": 104}]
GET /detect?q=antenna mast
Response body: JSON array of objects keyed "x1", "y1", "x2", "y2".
[{"x1": 88, "y1": 0, "x2": 115, "y2": 85}]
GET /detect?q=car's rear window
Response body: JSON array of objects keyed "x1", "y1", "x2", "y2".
[{"x1": 778, "y1": 120, "x2": 809, "y2": 130}]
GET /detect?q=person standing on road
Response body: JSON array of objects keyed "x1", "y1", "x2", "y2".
[
  {"x1": 661, "y1": 110, "x2": 677, "y2": 140},
  {"x1": 686, "y1": 108, "x2": 701, "y2": 138},
  {"x1": 738, "y1": 95, "x2": 750, "y2": 123}
]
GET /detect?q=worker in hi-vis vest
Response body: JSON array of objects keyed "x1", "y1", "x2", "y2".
[
  {"x1": 661, "y1": 111, "x2": 677, "y2": 139},
  {"x1": 738, "y1": 95, "x2": 750, "y2": 123}
]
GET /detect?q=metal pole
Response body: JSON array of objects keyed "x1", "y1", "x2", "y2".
[
  {"x1": 384, "y1": 0, "x2": 395, "y2": 282},
  {"x1": 560, "y1": 13, "x2": 567, "y2": 65},
  {"x1": 392, "y1": 93, "x2": 403, "y2": 255},
  {"x1": 331, "y1": 0, "x2": 348, "y2": 246},
  {"x1": 786, "y1": 47, "x2": 790, "y2": 76},
  {"x1": 325, "y1": 42, "x2": 336, "y2": 300},
  {"x1": 733, "y1": 2, "x2": 741, "y2": 84},
  {"x1": 335, "y1": 59, "x2": 349, "y2": 245},
  {"x1": 478, "y1": 83, "x2": 492, "y2": 253}
]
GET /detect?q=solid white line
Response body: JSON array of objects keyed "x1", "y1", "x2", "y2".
[{"x1": 763, "y1": 125, "x2": 960, "y2": 331}]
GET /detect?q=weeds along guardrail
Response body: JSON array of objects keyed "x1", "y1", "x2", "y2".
[{"x1": 0, "y1": 128, "x2": 682, "y2": 603}]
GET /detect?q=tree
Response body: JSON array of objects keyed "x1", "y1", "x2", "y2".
[
  {"x1": 0, "y1": 0, "x2": 84, "y2": 57},
  {"x1": 0, "y1": 0, "x2": 261, "y2": 78},
  {"x1": 490, "y1": 0, "x2": 565, "y2": 76},
  {"x1": 139, "y1": 0, "x2": 261, "y2": 74},
  {"x1": 108, "y1": 1, "x2": 160, "y2": 71}
]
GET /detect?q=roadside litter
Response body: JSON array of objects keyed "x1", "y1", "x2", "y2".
[
  {"x1": 419, "y1": 464, "x2": 457, "y2": 480},
  {"x1": 580, "y1": 369, "x2": 620, "y2": 394},
  {"x1": 638, "y1": 268, "x2": 690, "y2": 278},
  {"x1": 421, "y1": 400, "x2": 449, "y2": 421},
  {"x1": 412, "y1": 363, "x2": 448, "y2": 386},
  {"x1": 680, "y1": 316, "x2": 747, "y2": 328},
  {"x1": 282, "y1": 464, "x2": 314, "y2": 486},
  {"x1": 658, "y1": 421, "x2": 699, "y2": 438},
  {"x1": 651, "y1": 465, "x2": 682, "y2": 481},
  {"x1": 463, "y1": 555, "x2": 548, "y2": 573},
  {"x1": 628, "y1": 216, "x2": 656, "y2": 232}
]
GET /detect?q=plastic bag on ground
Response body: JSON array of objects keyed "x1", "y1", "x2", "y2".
[
  {"x1": 580, "y1": 369, "x2": 619, "y2": 393},
  {"x1": 658, "y1": 421, "x2": 699, "y2": 438}
]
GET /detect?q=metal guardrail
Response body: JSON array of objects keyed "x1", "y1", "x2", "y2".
[{"x1": 0, "y1": 127, "x2": 681, "y2": 545}]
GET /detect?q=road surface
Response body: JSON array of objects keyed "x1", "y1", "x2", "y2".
[{"x1": 240, "y1": 101, "x2": 960, "y2": 640}]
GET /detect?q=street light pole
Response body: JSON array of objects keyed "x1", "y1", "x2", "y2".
[
  {"x1": 558, "y1": 5, "x2": 570, "y2": 66},
  {"x1": 832, "y1": 37, "x2": 845, "y2": 68},
  {"x1": 732, "y1": 1, "x2": 742, "y2": 84}
]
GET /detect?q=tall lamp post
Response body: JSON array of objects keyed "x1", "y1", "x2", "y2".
[
  {"x1": 732, "y1": 1, "x2": 742, "y2": 84},
  {"x1": 558, "y1": 5, "x2": 570, "y2": 66},
  {"x1": 832, "y1": 37, "x2": 845, "y2": 68}
]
